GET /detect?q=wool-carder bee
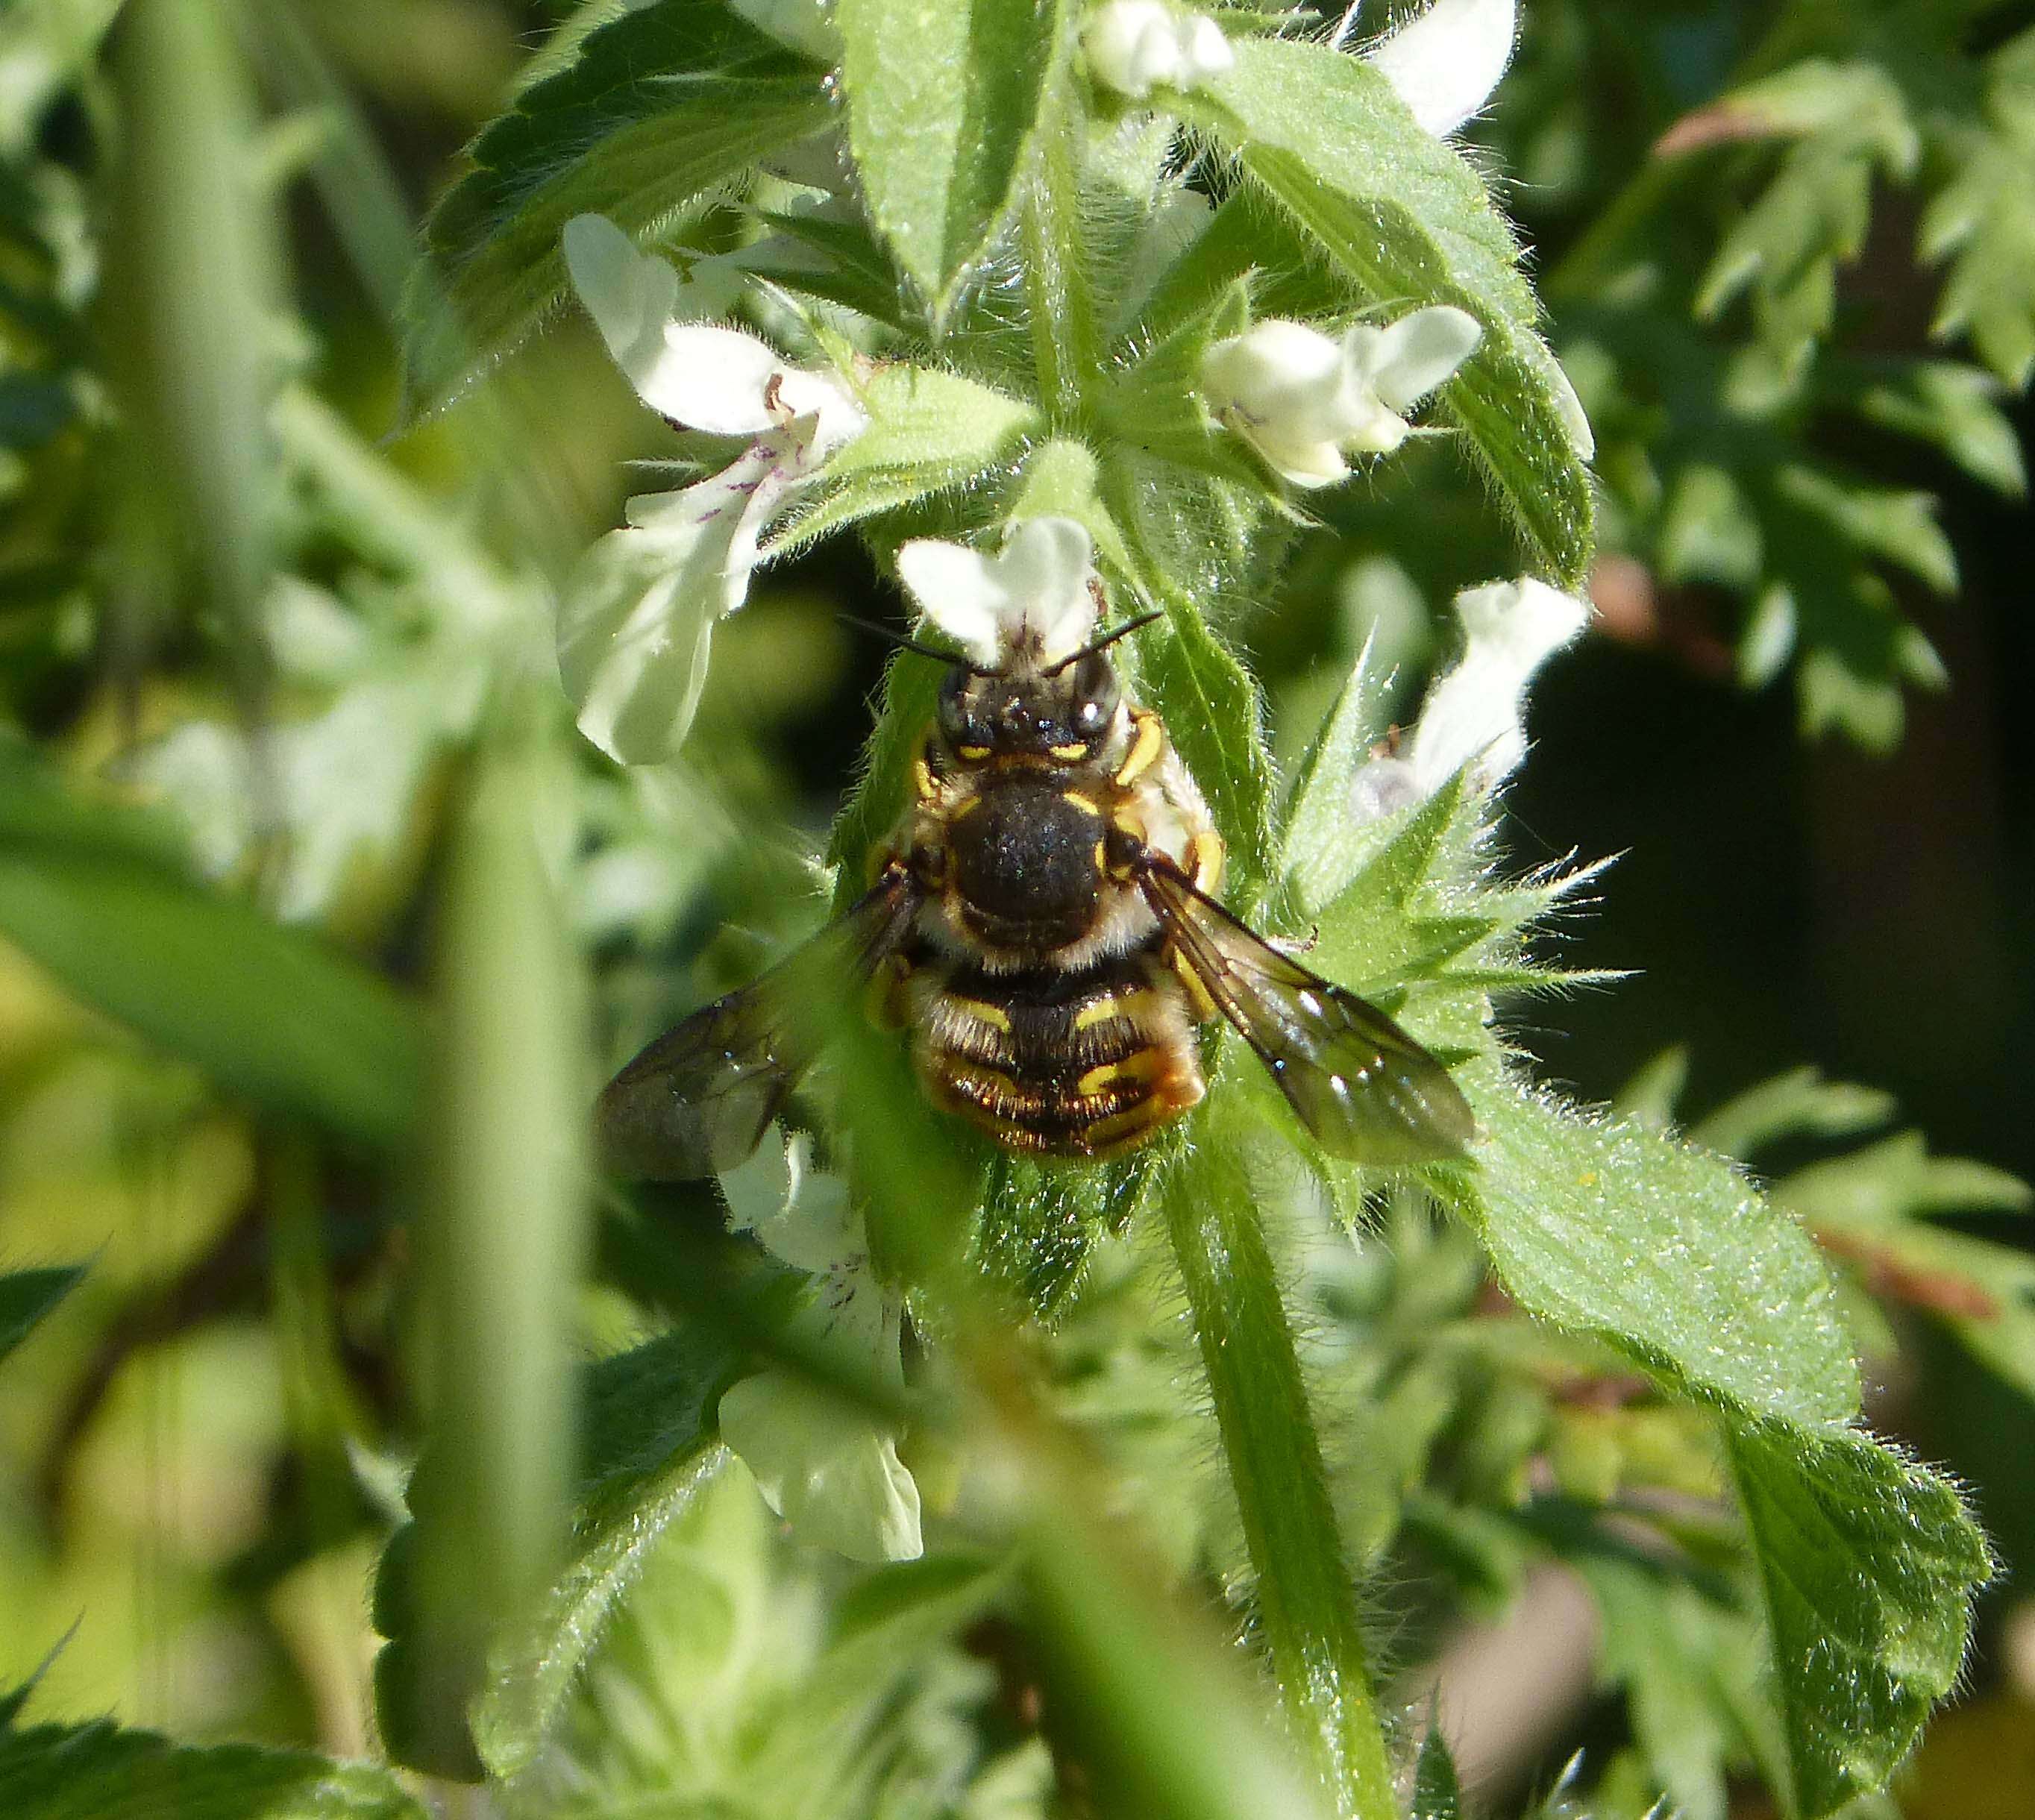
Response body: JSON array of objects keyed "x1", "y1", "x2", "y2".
[{"x1": 599, "y1": 519, "x2": 1474, "y2": 1178}]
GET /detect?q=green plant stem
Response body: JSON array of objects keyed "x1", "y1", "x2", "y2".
[
  {"x1": 1019, "y1": 100, "x2": 1101, "y2": 428},
  {"x1": 1162, "y1": 1130, "x2": 1396, "y2": 1819}
]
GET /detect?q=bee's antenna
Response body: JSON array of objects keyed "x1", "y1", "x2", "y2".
[
  {"x1": 1046, "y1": 608, "x2": 1164, "y2": 674},
  {"x1": 839, "y1": 615, "x2": 987, "y2": 671}
]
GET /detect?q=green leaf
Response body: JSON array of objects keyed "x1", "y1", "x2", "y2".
[
  {"x1": 1693, "y1": 61, "x2": 1917, "y2": 371},
  {"x1": 1280, "y1": 639, "x2": 1395, "y2": 912},
  {"x1": 0, "y1": 1713, "x2": 424, "y2": 1820},
  {"x1": 1922, "y1": 28, "x2": 2035, "y2": 389},
  {"x1": 404, "y1": 0, "x2": 830, "y2": 411},
  {"x1": 0, "y1": 1265, "x2": 87, "y2": 1365},
  {"x1": 1137, "y1": 597, "x2": 1277, "y2": 904},
  {"x1": 1725, "y1": 1419, "x2": 1992, "y2": 1818},
  {"x1": 1691, "y1": 1066, "x2": 1897, "y2": 1161},
  {"x1": 1004, "y1": 437, "x2": 1134, "y2": 579},
  {"x1": 1409, "y1": 1728, "x2": 1465, "y2": 1820},
  {"x1": 1579, "y1": 1556, "x2": 1768, "y2": 1820},
  {"x1": 0, "y1": 770, "x2": 423, "y2": 1151},
  {"x1": 836, "y1": 0, "x2": 1068, "y2": 318},
  {"x1": 1176, "y1": 39, "x2": 1596, "y2": 589},
  {"x1": 1429, "y1": 1071, "x2": 1860, "y2": 1428},
  {"x1": 766, "y1": 362, "x2": 1040, "y2": 556},
  {"x1": 1843, "y1": 361, "x2": 2028, "y2": 498},
  {"x1": 374, "y1": 1328, "x2": 736, "y2": 1780}
]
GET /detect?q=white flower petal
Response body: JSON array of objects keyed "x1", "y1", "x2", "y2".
[
  {"x1": 1404, "y1": 576, "x2": 1588, "y2": 793},
  {"x1": 720, "y1": 1371, "x2": 924, "y2": 1563},
  {"x1": 997, "y1": 516, "x2": 1098, "y2": 663},
  {"x1": 724, "y1": 0, "x2": 840, "y2": 60},
  {"x1": 1085, "y1": 1, "x2": 1181, "y2": 98},
  {"x1": 1365, "y1": 0, "x2": 1517, "y2": 138},
  {"x1": 557, "y1": 445, "x2": 787, "y2": 764},
  {"x1": 632, "y1": 324, "x2": 790, "y2": 436},
  {"x1": 1208, "y1": 314, "x2": 1466, "y2": 479},
  {"x1": 1358, "y1": 304, "x2": 1483, "y2": 410},
  {"x1": 897, "y1": 539, "x2": 1006, "y2": 665},
  {"x1": 898, "y1": 518, "x2": 1100, "y2": 665},
  {"x1": 1085, "y1": 1, "x2": 1230, "y2": 99},
  {"x1": 1184, "y1": 14, "x2": 1235, "y2": 79},
  {"x1": 563, "y1": 213, "x2": 680, "y2": 381}
]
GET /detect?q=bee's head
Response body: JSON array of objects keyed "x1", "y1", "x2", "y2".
[{"x1": 937, "y1": 641, "x2": 1124, "y2": 762}]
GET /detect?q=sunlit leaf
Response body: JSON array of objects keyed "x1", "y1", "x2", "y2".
[
  {"x1": 1173, "y1": 39, "x2": 1596, "y2": 589},
  {"x1": 1726, "y1": 1420, "x2": 1992, "y2": 1818},
  {"x1": 837, "y1": 0, "x2": 1069, "y2": 318},
  {"x1": 404, "y1": 0, "x2": 830, "y2": 412}
]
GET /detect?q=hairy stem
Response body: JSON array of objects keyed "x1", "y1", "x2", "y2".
[{"x1": 1162, "y1": 1128, "x2": 1396, "y2": 1818}]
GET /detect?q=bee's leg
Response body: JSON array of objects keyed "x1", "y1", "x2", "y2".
[
  {"x1": 865, "y1": 950, "x2": 916, "y2": 1031},
  {"x1": 1114, "y1": 708, "x2": 1166, "y2": 787},
  {"x1": 1167, "y1": 947, "x2": 1221, "y2": 1023}
]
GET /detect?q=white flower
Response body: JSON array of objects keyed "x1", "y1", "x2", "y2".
[
  {"x1": 1201, "y1": 308, "x2": 1483, "y2": 486},
  {"x1": 1350, "y1": 576, "x2": 1588, "y2": 820},
  {"x1": 895, "y1": 515, "x2": 1100, "y2": 667},
  {"x1": 557, "y1": 214, "x2": 866, "y2": 765},
  {"x1": 714, "y1": 1128, "x2": 923, "y2": 1564},
  {"x1": 1084, "y1": 0, "x2": 1233, "y2": 101},
  {"x1": 1364, "y1": 0, "x2": 1518, "y2": 139}
]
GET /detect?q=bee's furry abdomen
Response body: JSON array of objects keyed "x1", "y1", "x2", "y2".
[{"x1": 912, "y1": 955, "x2": 1203, "y2": 1158}]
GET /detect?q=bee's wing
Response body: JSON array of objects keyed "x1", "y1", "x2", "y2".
[
  {"x1": 1138, "y1": 856, "x2": 1475, "y2": 1165},
  {"x1": 598, "y1": 871, "x2": 921, "y2": 1180}
]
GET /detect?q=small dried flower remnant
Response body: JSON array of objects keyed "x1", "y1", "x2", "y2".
[
  {"x1": 556, "y1": 214, "x2": 867, "y2": 765},
  {"x1": 1084, "y1": 0, "x2": 1234, "y2": 101},
  {"x1": 1201, "y1": 308, "x2": 1484, "y2": 486}
]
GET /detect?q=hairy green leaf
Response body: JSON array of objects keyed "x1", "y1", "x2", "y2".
[
  {"x1": 0, "y1": 1264, "x2": 86, "y2": 1365},
  {"x1": 837, "y1": 0, "x2": 1068, "y2": 318},
  {"x1": 768, "y1": 362, "x2": 1038, "y2": 557},
  {"x1": 1429, "y1": 1070, "x2": 1859, "y2": 1428},
  {"x1": 1139, "y1": 597, "x2": 1276, "y2": 903},
  {"x1": 1176, "y1": 39, "x2": 1596, "y2": 589},
  {"x1": 1409, "y1": 1727, "x2": 1465, "y2": 1820},
  {"x1": 0, "y1": 1712, "x2": 424, "y2": 1820},
  {"x1": 404, "y1": 0, "x2": 829, "y2": 411},
  {"x1": 1726, "y1": 1420, "x2": 1992, "y2": 1817},
  {"x1": 375, "y1": 1328, "x2": 736, "y2": 1780}
]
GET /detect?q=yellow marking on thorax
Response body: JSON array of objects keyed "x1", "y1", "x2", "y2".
[
  {"x1": 1059, "y1": 789, "x2": 1104, "y2": 820},
  {"x1": 1050, "y1": 741, "x2": 1089, "y2": 761},
  {"x1": 1114, "y1": 709, "x2": 1164, "y2": 786},
  {"x1": 958, "y1": 743, "x2": 991, "y2": 761}
]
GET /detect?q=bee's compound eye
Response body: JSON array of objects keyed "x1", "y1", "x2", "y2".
[
  {"x1": 1067, "y1": 651, "x2": 1120, "y2": 733},
  {"x1": 938, "y1": 666, "x2": 974, "y2": 741}
]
